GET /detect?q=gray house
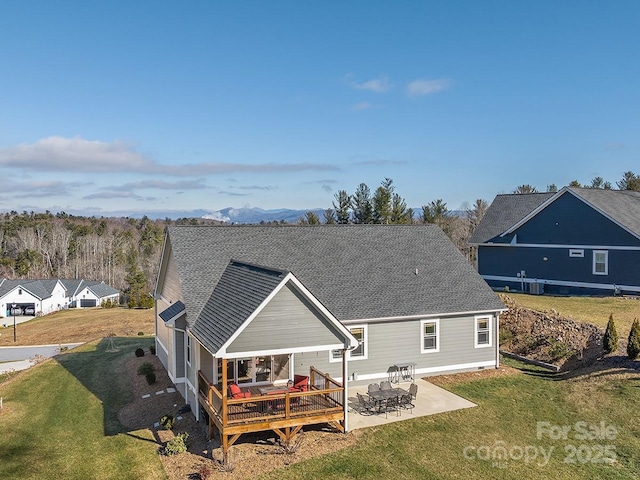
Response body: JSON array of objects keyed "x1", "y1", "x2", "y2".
[
  {"x1": 155, "y1": 224, "x2": 504, "y2": 437},
  {"x1": 470, "y1": 187, "x2": 640, "y2": 295}
]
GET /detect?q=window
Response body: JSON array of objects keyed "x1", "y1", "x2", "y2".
[
  {"x1": 569, "y1": 249, "x2": 584, "y2": 258},
  {"x1": 186, "y1": 335, "x2": 192, "y2": 366},
  {"x1": 593, "y1": 250, "x2": 608, "y2": 275},
  {"x1": 18, "y1": 289, "x2": 22, "y2": 295},
  {"x1": 421, "y1": 319, "x2": 439, "y2": 353},
  {"x1": 330, "y1": 325, "x2": 367, "y2": 361},
  {"x1": 475, "y1": 315, "x2": 492, "y2": 348}
]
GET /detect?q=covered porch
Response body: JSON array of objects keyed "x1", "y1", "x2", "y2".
[{"x1": 198, "y1": 362, "x2": 348, "y2": 458}]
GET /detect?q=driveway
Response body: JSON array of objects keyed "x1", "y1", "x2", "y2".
[{"x1": 0, "y1": 343, "x2": 83, "y2": 374}]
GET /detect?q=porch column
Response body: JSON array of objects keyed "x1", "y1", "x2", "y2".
[
  {"x1": 342, "y1": 348, "x2": 349, "y2": 432},
  {"x1": 221, "y1": 358, "x2": 228, "y2": 427}
]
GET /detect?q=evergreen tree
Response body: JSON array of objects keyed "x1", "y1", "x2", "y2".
[
  {"x1": 323, "y1": 208, "x2": 336, "y2": 224},
  {"x1": 391, "y1": 193, "x2": 410, "y2": 224},
  {"x1": 568, "y1": 180, "x2": 582, "y2": 187},
  {"x1": 627, "y1": 318, "x2": 640, "y2": 359},
  {"x1": 299, "y1": 211, "x2": 321, "y2": 225},
  {"x1": 546, "y1": 184, "x2": 558, "y2": 192},
  {"x1": 352, "y1": 183, "x2": 373, "y2": 224},
  {"x1": 513, "y1": 184, "x2": 538, "y2": 194},
  {"x1": 617, "y1": 171, "x2": 640, "y2": 191},
  {"x1": 602, "y1": 314, "x2": 619, "y2": 354},
  {"x1": 372, "y1": 178, "x2": 394, "y2": 224},
  {"x1": 332, "y1": 190, "x2": 351, "y2": 224}
]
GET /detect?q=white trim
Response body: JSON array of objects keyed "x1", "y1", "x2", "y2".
[
  {"x1": 482, "y1": 274, "x2": 640, "y2": 292},
  {"x1": 329, "y1": 325, "x2": 368, "y2": 362},
  {"x1": 217, "y1": 273, "x2": 358, "y2": 356},
  {"x1": 593, "y1": 250, "x2": 609, "y2": 275},
  {"x1": 420, "y1": 318, "x2": 440, "y2": 354},
  {"x1": 474, "y1": 315, "x2": 492, "y2": 348},
  {"x1": 224, "y1": 343, "x2": 345, "y2": 360},
  {"x1": 477, "y1": 242, "x2": 640, "y2": 251},
  {"x1": 186, "y1": 377, "x2": 197, "y2": 394},
  {"x1": 186, "y1": 333, "x2": 192, "y2": 367},
  {"x1": 342, "y1": 308, "x2": 507, "y2": 325},
  {"x1": 342, "y1": 360, "x2": 497, "y2": 382},
  {"x1": 156, "y1": 337, "x2": 169, "y2": 355},
  {"x1": 500, "y1": 187, "x2": 640, "y2": 242}
]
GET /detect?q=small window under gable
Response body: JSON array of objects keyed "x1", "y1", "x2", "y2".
[
  {"x1": 18, "y1": 289, "x2": 22, "y2": 295},
  {"x1": 569, "y1": 249, "x2": 584, "y2": 258},
  {"x1": 330, "y1": 325, "x2": 367, "y2": 362},
  {"x1": 593, "y1": 250, "x2": 608, "y2": 275}
]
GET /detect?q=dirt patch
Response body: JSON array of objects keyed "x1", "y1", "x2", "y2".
[
  {"x1": 498, "y1": 294, "x2": 604, "y2": 370},
  {"x1": 119, "y1": 354, "x2": 362, "y2": 480}
]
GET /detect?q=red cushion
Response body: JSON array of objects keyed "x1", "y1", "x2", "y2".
[
  {"x1": 229, "y1": 383, "x2": 241, "y2": 395},
  {"x1": 293, "y1": 375, "x2": 309, "y2": 391}
]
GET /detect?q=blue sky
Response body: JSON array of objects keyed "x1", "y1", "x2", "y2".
[{"x1": 1, "y1": 1, "x2": 639, "y2": 217}]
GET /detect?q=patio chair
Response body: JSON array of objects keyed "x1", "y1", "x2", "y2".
[
  {"x1": 229, "y1": 383, "x2": 251, "y2": 399},
  {"x1": 379, "y1": 380, "x2": 392, "y2": 391},
  {"x1": 409, "y1": 383, "x2": 418, "y2": 399},
  {"x1": 368, "y1": 383, "x2": 380, "y2": 396},
  {"x1": 399, "y1": 393, "x2": 414, "y2": 413},
  {"x1": 383, "y1": 395, "x2": 400, "y2": 418},
  {"x1": 357, "y1": 392, "x2": 378, "y2": 415}
]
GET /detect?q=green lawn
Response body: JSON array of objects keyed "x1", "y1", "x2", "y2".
[
  {"x1": 0, "y1": 337, "x2": 166, "y2": 480},
  {"x1": 505, "y1": 293, "x2": 640, "y2": 333},
  {"x1": 260, "y1": 359, "x2": 640, "y2": 479}
]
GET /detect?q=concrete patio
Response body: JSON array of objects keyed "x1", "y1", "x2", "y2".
[{"x1": 347, "y1": 378, "x2": 476, "y2": 430}]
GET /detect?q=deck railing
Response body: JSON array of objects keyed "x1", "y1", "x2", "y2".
[{"x1": 197, "y1": 369, "x2": 344, "y2": 426}]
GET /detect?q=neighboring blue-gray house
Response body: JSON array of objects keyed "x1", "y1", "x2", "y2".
[
  {"x1": 470, "y1": 186, "x2": 640, "y2": 295},
  {"x1": 154, "y1": 224, "x2": 505, "y2": 425}
]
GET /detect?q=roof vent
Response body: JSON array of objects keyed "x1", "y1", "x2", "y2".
[{"x1": 414, "y1": 268, "x2": 418, "y2": 275}]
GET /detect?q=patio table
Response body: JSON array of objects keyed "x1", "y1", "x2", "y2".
[{"x1": 368, "y1": 387, "x2": 409, "y2": 413}]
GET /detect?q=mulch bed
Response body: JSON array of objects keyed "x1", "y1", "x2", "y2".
[{"x1": 118, "y1": 354, "x2": 361, "y2": 479}]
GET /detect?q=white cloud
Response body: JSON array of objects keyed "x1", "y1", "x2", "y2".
[
  {"x1": 406, "y1": 78, "x2": 452, "y2": 97},
  {"x1": 345, "y1": 74, "x2": 392, "y2": 93},
  {"x1": 0, "y1": 136, "x2": 339, "y2": 176}
]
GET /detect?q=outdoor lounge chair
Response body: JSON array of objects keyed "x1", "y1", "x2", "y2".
[{"x1": 229, "y1": 383, "x2": 251, "y2": 399}]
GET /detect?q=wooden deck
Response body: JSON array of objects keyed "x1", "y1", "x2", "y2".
[{"x1": 198, "y1": 366, "x2": 346, "y2": 457}]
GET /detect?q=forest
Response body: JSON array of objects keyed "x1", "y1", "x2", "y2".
[{"x1": 2, "y1": 171, "x2": 637, "y2": 302}]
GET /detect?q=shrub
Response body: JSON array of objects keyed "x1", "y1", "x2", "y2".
[
  {"x1": 139, "y1": 294, "x2": 155, "y2": 309},
  {"x1": 137, "y1": 362, "x2": 154, "y2": 376},
  {"x1": 160, "y1": 414, "x2": 175, "y2": 430},
  {"x1": 627, "y1": 318, "x2": 640, "y2": 360},
  {"x1": 603, "y1": 314, "x2": 619, "y2": 354},
  {"x1": 548, "y1": 340, "x2": 571, "y2": 361},
  {"x1": 135, "y1": 348, "x2": 145, "y2": 357},
  {"x1": 145, "y1": 372, "x2": 157, "y2": 385},
  {"x1": 164, "y1": 432, "x2": 189, "y2": 455},
  {"x1": 149, "y1": 345, "x2": 156, "y2": 355},
  {"x1": 137, "y1": 331, "x2": 144, "y2": 336}
]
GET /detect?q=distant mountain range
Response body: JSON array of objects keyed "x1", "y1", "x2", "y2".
[{"x1": 202, "y1": 207, "x2": 324, "y2": 224}]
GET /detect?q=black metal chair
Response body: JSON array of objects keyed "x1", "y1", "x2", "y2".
[
  {"x1": 379, "y1": 380, "x2": 392, "y2": 391},
  {"x1": 368, "y1": 383, "x2": 380, "y2": 396},
  {"x1": 357, "y1": 392, "x2": 378, "y2": 415},
  {"x1": 409, "y1": 383, "x2": 418, "y2": 399},
  {"x1": 384, "y1": 395, "x2": 400, "y2": 418},
  {"x1": 399, "y1": 393, "x2": 414, "y2": 413}
]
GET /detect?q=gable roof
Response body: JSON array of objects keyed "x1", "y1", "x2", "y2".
[
  {"x1": 473, "y1": 187, "x2": 640, "y2": 244},
  {"x1": 0, "y1": 279, "x2": 51, "y2": 300},
  {"x1": 85, "y1": 282, "x2": 120, "y2": 298},
  {"x1": 162, "y1": 224, "x2": 504, "y2": 324},
  {"x1": 469, "y1": 192, "x2": 554, "y2": 244}
]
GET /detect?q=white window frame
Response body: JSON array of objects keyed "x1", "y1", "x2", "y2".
[
  {"x1": 330, "y1": 324, "x2": 367, "y2": 362},
  {"x1": 420, "y1": 319, "x2": 440, "y2": 354},
  {"x1": 474, "y1": 315, "x2": 492, "y2": 348},
  {"x1": 593, "y1": 250, "x2": 608, "y2": 275},
  {"x1": 569, "y1": 249, "x2": 584, "y2": 258}
]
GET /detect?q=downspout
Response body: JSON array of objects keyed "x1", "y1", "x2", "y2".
[
  {"x1": 495, "y1": 313, "x2": 500, "y2": 369},
  {"x1": 342, "y1": 348, "x2": 349, "y2": 432}
]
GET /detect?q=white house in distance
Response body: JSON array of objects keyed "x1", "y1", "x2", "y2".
[{"x1": 0, "y1": 278, "x2": 120, "y2": 318}]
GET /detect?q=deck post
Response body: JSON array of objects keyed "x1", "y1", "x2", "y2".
[{"x1": 221, "y1": 358, "x2": 228, "y2": 428}]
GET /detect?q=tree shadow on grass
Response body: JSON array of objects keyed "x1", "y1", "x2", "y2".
[{"x1": 55, "y1": 336, "x2": 156, "y2": 436}]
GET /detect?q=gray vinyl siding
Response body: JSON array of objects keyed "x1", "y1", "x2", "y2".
[
  {"x1": 158, "y1": 240, "x2": 184, "y2": 304},
  {"x1": 175, "y1": 330, "x2": 185, "y2": 378},
  {"x1": 294, "y1": 314, "x2": 497, "y2": 380},
  {"x1": 227, "y1": 284, "x2": 345, "y2": 354}
]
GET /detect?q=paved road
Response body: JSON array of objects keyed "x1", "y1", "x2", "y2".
[{"x1": 0, "y1": 343, "x2": 83, "y2": 374}]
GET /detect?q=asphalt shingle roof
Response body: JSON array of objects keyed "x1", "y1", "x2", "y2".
[
  {"x1": 192, "y1": 260, "x2": 288, "y2": 353},
  {"x1": 86, "y1": 282, "x2": 120, "y2": 298},
  {"x1": 165, "y1": 224, "x2": 504, "y2": 324},
  {"x1": 469, "y1": 192, "x2": 555, "y2": 244},
  {"x1": 470, "y1": 188, "x2": 640, "y2": 244},
  {"x1": 159, "y1": 300, "x2": 186, "y2": 323}
]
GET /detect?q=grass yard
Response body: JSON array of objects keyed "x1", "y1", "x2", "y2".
[
  {"x1": 505, "y1": 293, "x2": 640, "y2": 334},
  {"x1": 0, "y1": 337, "x2": 166, "y2": 480},
  {"x1": 260, "y1": 359, "x2": 640, "y2": 480},
  {"x1": 0, "y1": 307, "x2": 154, "y2": 346}
]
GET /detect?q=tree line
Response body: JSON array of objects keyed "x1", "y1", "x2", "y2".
[
  {"x1": 0, "y1": 211, "x2": 174, "y2": 306},
  {"x1": 513, "y1": 171, "x2": 640, "y2": 194}
]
